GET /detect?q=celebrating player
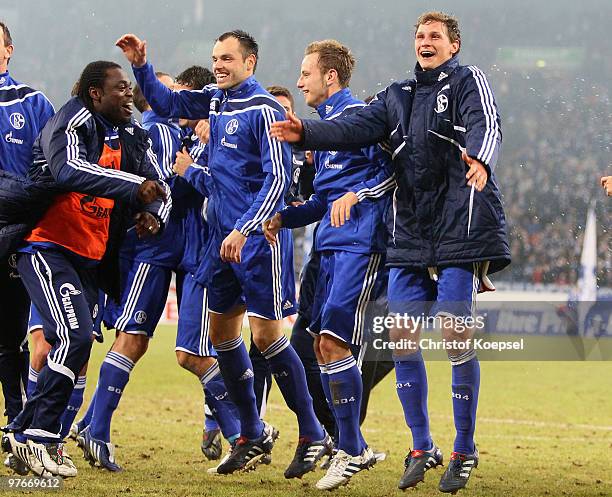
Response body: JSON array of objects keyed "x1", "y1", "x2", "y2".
[
  {"x1": 0, "y1": 21, "x2": 55, "y2": 476},
  {"x1": 263, "y1": 39, "x2": 393, "y2": 490},
  {"x1": 116, "y1": 30, "x2": 330, "y2": 477},
  {"x1": 270, "y1": 12, "x2": 510, "y2": 493},
  {"x1": 1, "y1": 60, "x2": 170, "y2": 478}
]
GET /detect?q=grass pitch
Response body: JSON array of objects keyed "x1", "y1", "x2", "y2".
[{"x1": 2, "y1": 325, "x2": 611, "y2": 497}]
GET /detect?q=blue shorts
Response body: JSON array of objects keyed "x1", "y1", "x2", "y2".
[
  {"x1": 103, "y1": 260, "x2": 172, "y2": 337},
  {"x1": 208, "y1": 229, "x2": 296, "y2": 320},
  {"x1": 308, "y1": 251, "x2": 386, "y2": 346},
  {"x1": 28, "y1": 292, "x2": 106, "y2": 336},
  {"x1": 176, "y1": 273, "x2": 215, "y2": 357},
  {"x1": 388, "y1": 263, "x2": 482, "y2": 318}
]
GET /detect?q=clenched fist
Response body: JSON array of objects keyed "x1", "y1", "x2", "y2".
[{"x1": 137, "y1": 179, "x2": 167, "y2": 204}]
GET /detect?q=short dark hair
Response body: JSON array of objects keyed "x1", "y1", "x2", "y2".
[
  {"x1": 176, "y1": 65, "x2": 215, "y2": 90},
  {"x1": 217, "y1": 29, "x2": 258, "y2": 72},
  {"x1": 415, "y1": 11, "x2": 461, "y2": 51},
  {"x1": 77, "y1": 61, "x2": 122, "y2": 111},
  {"x1": 0, "y1": 21, "x2": 12, "y2": 47},
  {"x1": 305, "y1": 40, "x2": 355, "y2": 88},
  {"x1": 267, "y1": 86, "x2": 294, "y2": 109}
]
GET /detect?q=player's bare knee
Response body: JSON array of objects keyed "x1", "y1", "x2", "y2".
[
  {"x1": 319, "y1": 333, "x2": 350, "y2": 363},
  {"x1": 313, "y1": 335, "x2": 325, "y2": 364},
  {"x1": 112, "y1": 332, "x2": 149, "y2": 362},
  {"x1": 389, "y1": 325, "x2": 421, "y2": 358},
  {"x1": 250, "y1": 316, "x2": 283, "y2": 351}
]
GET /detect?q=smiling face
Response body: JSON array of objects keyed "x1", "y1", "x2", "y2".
[
  {"x1": 414, "y1": 20, "x2": 459, "y2": 71},
  {"x1": 297, "y1": 53, "x2": 329, "y2": 108},
  {"x1": 212, "y1": 36, "x2": 255, "y2": 90},
  {"x1": 91, "y1": 67, "x2": 134, "y2": 125}
]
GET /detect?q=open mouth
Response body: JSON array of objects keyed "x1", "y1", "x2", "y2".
[
  {"x1": 215, "y1": 72, "x2": 229, "y2": 83},
  {"x1": 420, "y1": 50, "x2": 435, "y2": 59},
  {"x1": 122, "y1": 102, "x2": 133, "y2": 114}
]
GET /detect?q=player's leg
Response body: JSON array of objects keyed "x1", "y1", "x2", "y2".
[
  {"x1": 289, "y1": 248, "x2": 336, "y2": 439},
  {"x1": 175, "y1": 274, "x2": 240, "y2": 459},
  {"x1": 387, "y1": 267, "x2": 443, "y2": 489},
  {"x1": 0, "y1": 255, "x2": 31, "y2": 476},
  {"x1": 83, "y1": 261, "x2": 169, "y2": 471},
  {"x1": 248, "y1": 334, "x2": 272, "y2": 419},
  {"x1": 207, "y1": 254, "x2": 267, "y2": 452},
  {"x1": 245, "y1": 231, "x2": 329, "y2": 478},
  {"x1": 26, "y1": 304, "x2": 87, "y2": 443},
  {"x1": 314, "y1": 251, "x2": 383, "y2": 490},
  {"x1": 8, "y1": 250, "x2": 95, "y2": 478},
  {"x1": 435, "y1": 263, "x2": 481, "y2": 493},
  {"x1": 0, "y1": 255, "x2": 30, "y2": 426}
]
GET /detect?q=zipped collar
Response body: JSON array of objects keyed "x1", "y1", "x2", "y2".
[
  {"x1": 0, "y1": 71, "x2": 12, "y2": 87},
  {"x1": 316, "y1": 88, "x2": 354, "y2": 119},
  {"x1": 224, "y1": 75, "x2": 258, "y2": 99},
  {"x1": 414, "y1": 56, "x2": 459, "y2": 86}
]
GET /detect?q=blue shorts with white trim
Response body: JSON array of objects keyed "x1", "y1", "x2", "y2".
[
  {"x1": 388, "y1": 263, "x2": 482, "y2": 318},
  {"x1": 103, "y1": 259, "x2": 172, "y2": 337},
  {"x1": 208, "y1": 229, "x2": 296, "y2": 320},
  {"x1": 308, "y1": 250, "x2": 386, "y2": 346},
  {"x1": 176, "y1": 272, "x2": 215, "y2": 357}
]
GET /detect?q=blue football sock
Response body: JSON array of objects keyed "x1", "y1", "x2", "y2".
[
  {"x1": 319, "y1": 365, "x2": 339, "y2": 445},
  {"x1": 59, "y1": 375, "x2": 86, "y2": 439},
  {"x1": 204, "y1": 404, "x2": 219, "y2": 432},
  {"x1": 262, "y1": 335, "x2": 324, "y2": 441},
  {"x1": 215, "y1": 336, "x2": 263, "y2": 440},
  {"x1": 78, "y1": 384, "x2": 97, "y2": 430},
  {"x1": 26, "y1": 367, "x2": 38, "y2": 399},
  {"x1": 451, "y1": 354, "x2": 480, "y2": 454},
  {"x1": 326, "y1": 356, "x2": 364, "y2": 456},
  {"x1": 89, "y1": 351, "x2": 134, "y2": 442},
  {"x1": 201, "y1": 361, "x2": 240, "y2": 440},
  {"x1": 394, "y1": 350, "x2": 433, "y2": 451}
]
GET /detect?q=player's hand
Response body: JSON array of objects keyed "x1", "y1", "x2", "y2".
[
  {"x1": 195, "y1": 119, "x2": 210, "y2": 144},
  {"x1": 137, "y1": 179, "x2": 167, "y2": 204},
  {"x1": 173, "y1": 147, "x2": 193, "y2": 177},
  {"x1": 463, "y1": 151, "x2": 488, "y2": 192},
  {"x1": 262, "y1": 212, "x2": 283, "y2": 245},
  {"x1": 601, "y1": 176, "x2": 612, "y2": 196},
  {"x1": 115, "y1": 34, "x2": 147, "y2": 67},
  {"x1": 330, "y1": 192, "x2": 359, "y2": 227},
  {"x1": 269, "y1": 111, "x2": 304, "y2": 143},
  {"x1": 220, "y1": 229, "x2": 247, "y2": 263},
  {"x1": 134, "y1": 212, "x2": 160, "y2": 238}
]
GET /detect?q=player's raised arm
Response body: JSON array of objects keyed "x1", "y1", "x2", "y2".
[
  {"x1": 116, "y1": 34, "x2": 213, "y2": 120},
  {"x1": 269, "y1": 111, "x2": 304, "y2": 143},
  {"x1": 115, "y1": 34, "x2": 148, "y2": 68}
]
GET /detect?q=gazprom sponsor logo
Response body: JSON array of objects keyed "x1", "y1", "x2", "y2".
[
  {"x1": 221, "y1": 136, "x2": 238, "y2": 149},
  {"x1": 5, "y1": 131, "x2": 24, "y2": 144},
  {"x1": 59, "y1": 283, "x2": 81, "y2": 330}
]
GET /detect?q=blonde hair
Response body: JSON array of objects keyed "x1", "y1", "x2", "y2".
[{"x1": 305, "y1": 39, "x2": 355, "y2": 88}]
